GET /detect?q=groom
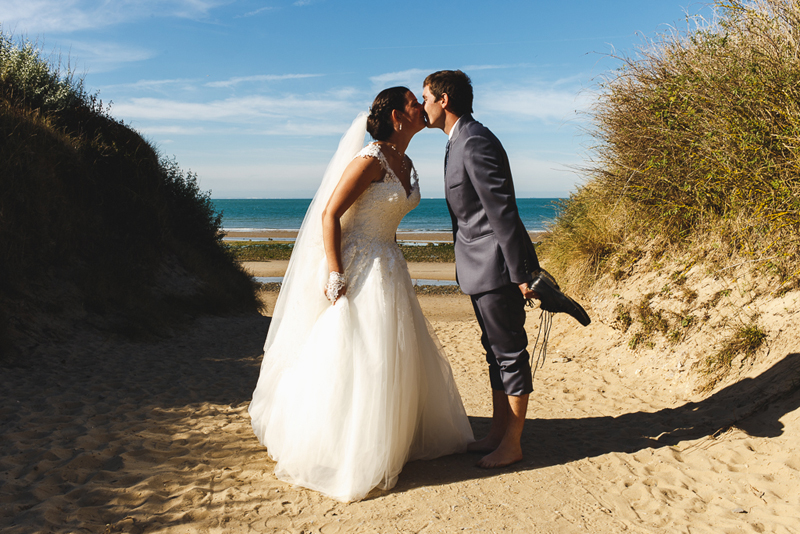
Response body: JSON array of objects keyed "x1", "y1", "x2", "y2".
[{"x1": 423, "y1": 70, "x2": 540, "y2": 468}]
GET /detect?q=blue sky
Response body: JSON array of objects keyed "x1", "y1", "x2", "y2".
[{"x1": 2, "y1": 1, "x2": 714, "y2": 198}]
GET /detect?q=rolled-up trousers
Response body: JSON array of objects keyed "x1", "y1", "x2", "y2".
[{"x1": 470, "y1": 284, "x2": 533, "y2": 396}]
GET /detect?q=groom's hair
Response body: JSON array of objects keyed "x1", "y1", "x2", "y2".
[{"x1": 424, "y1": 70, "x2": 473, "y2": 117}]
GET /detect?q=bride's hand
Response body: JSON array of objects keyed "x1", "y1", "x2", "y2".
[
  {"x1": 324, "y1": 284, "x2": 347, "y2": 304},
  {"x1": 325, "y1": 271, "x2": 347, "y2": 304}
]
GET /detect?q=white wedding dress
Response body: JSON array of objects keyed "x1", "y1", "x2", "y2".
[{"x1": 248, "y1": 130, "x2": 473, "y2": 502}]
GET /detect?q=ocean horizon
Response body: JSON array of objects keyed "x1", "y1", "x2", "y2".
[{"x1": 212, "y1": 198, "x2": 563, "y2": 233}]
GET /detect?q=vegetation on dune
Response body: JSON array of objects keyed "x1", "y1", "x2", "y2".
[
  {"x1": 0, "y1": 32, "x2": 259, "y2": 360},
  {"x1": 539, "y1": 0, "x2": 800, "y2": 387},
  {"x1": 541, "y1": 0, "x2": 800, "y2": 289},
  {"x1": 399, "y1": 243, "x2": 456, "y2": 263},
  {"x1": 224, "y1": 242, "x2": 295, "y2": 261},
  {"x1": 226, "y1": 241, "x2": 456, "y2": 263},
  {"x1": 698, "y1": 322, "x2": 768, "y2": 391}
]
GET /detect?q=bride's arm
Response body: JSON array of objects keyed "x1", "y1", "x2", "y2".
[{"x1": 321, "y1": 156, "x2": 382, "y2": 300}]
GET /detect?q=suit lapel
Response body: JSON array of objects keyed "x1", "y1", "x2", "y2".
[
  {"x1": 448, "y1": 114, "x2": 472, "y2": 146},
  {"x1": 444, "y1": 114, "x2": 473, "y2": 185}
]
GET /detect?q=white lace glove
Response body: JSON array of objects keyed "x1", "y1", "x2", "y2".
[{"x1": 325, "y1": 271, "x2": 346, "y2": 304}]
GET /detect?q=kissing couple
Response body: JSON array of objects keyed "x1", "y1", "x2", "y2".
[{"x1": 248, "y1": 70, "x2": 541, "y2": 502}]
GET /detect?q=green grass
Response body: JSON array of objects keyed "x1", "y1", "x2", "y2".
[
  {"x1": 225, "y1": 242, "x2": 295, "y2": 261},
  {"x1": 399, "y1": 243, "x2": 455, "y2": 263},
  {"x1": 225, "y1": 241, "x2": 456, "y2": 263}
]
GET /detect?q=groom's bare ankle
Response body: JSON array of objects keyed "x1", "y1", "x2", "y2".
[
  {"x1": 467, "y1": 434, "x2": 503, "y2": 453},
  {"x1": 467, "y1": 441, "x2": 496, "y2": 453}
]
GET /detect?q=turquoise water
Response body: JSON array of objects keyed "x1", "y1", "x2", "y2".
[{"x1": 212, "y1": 198, "x2": 562, "y2": 233}]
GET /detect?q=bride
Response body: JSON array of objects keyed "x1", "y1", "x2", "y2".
[{"x1": 248, "y1": 87, "x2": 474, "y2": 502}]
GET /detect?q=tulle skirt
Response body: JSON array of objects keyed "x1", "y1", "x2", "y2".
[{"x1": 248, "y1": 259, "x2": 473, "y2": 502}]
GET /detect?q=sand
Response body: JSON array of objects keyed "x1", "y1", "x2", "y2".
[
  {"x1": 2, "y1": 258, "x2": 799, "y2": 533},
  {"x1": 241, "y1": 261, "x2": 456, "y2": 281}
]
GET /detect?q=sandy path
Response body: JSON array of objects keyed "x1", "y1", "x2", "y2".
[
  {"x1": 2, "y1": 287, "x2": 799, "y2": 533},
  {"x1": 241, "y1": 261, "x2": 456, "y2": 281}
]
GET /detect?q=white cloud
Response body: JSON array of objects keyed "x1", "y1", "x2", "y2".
[
  {"x1": 99, "y1": 77, "x2": 200, "y2": 91},
  {"x1": 369, "y1": 69, "x2": 431, "y2": 90},
  {"x1": 57, "y1": 39, "x2": 155, "y2": 73},
  {"x1": 407, "y1": 151, "x2": 585, "y2": 199},
  {"x1": 478, "y1": 86, "x2": 593, "y2": 122},
  {"x1": 112, "y1": 90, "x2": 368, "y2": 136},
  {"x1": 325, "y1": 86, "x2": 361, "y2": 101},
  {"x1": 205, "y1": 73, "x2": 323, "y2": 88},
  {"x1": 137, "y1": 120, "x2": 354, "y2": 137},
  {"x1": 0, "y1": 0, "x2": 226, "y2": 34},
  {"x1": 3, "y1": 38, "x2": 155, "y2": 75},
  {"x1": 199, "y1": 162, "x2": 329, "y2": 197},
  {"x1": 113, "y1": 93, "x2": 358, "y2": 122},
  {"x1": 238, "y1": 6, "x2": 277, "y2": 17},
  {"x1": 506, "y1": 153, "x2": 586, "y2": 195},
  {"x1": 460, "y1": 64, "x2": 527, "y2": 72},
  {"x1": 138, "y1": 125, "x2": 210, "y2": 135}
]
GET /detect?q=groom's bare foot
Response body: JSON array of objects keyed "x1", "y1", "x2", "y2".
[
  {"x1": 476, "y1": 442, "x2": 523, "y2": 469},
  {"x1": 467, "y1": 435, "x2": 503, "y2": 454}
]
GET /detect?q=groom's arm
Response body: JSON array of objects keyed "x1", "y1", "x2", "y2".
[{"x1": 463, "y1": 133, "x2": 535, "y2": 286}]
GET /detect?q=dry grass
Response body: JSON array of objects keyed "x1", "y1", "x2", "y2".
[
  {"x1": 542, "y1": 0, "x2": 800, "y2": 290},
  {"x1": 698, "y1": 322, "x2": 768, "y2": 391}
]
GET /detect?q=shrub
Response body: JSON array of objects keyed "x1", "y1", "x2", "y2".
[
  {"x1": 0, "y1": 32, "x2": 259, "y2": 359},
  {"x1": 0, "y1": 32, "x2": 86, "y2": 113}
]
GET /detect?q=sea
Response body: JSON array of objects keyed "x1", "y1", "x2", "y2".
[{"x1": 212, "y1": 198, "x2": 563, "y2": 234}]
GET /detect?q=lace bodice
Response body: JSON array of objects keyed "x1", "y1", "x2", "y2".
[{"x1": 339, "y1": 143, "x2": 420, "y2": 289}]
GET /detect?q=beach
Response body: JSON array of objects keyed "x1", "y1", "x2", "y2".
[
  {"x1": 222, "y1": 229, "x2": 547, "y2": 244},
  {"x1": 6, "y1": 3, "x2": 800, "y2": 530},
  {"x1": 2, "y1": 248, "x2": 800, "y2": 533}
]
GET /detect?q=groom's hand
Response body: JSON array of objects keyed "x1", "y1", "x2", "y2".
[{"x1": 519, "y1": 282, "x2": 538, "y2": 301}]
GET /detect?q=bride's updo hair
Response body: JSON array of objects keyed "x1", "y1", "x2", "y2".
[{"x1": 367, "y1": 86, "x2": 409, "y2": 141}]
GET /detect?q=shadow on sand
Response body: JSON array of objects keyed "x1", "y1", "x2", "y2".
[
  {"x1": 396, "y1": 352, "x2": 800, "y2": 492},
  {"x1": 4, "y1": 314, "x2": 797, "y2": 514}
]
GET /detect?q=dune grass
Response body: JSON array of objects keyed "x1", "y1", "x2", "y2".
[
  {"x1": 537, "y1": 1, "x2": 800, "y2": 385},
  {"x1": 699, "y1": 323, "x2": 768, "y2": 391},
  {"x1": 540, "y1": 0, "x2": 800, "y2": 289},
  {"x1": 0, "y1": 32, "x2": 259, "y2": 360}
]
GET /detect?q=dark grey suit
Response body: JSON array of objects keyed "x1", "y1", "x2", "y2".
[{"x1": 444, "y1": 114, "x2": 539, "y2": 396}]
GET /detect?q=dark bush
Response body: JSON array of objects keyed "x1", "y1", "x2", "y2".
[{"x1": 0, "y1": 33, "x2": 259, "y2": 360}]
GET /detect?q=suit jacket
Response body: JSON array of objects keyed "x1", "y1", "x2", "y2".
[{"x1": 444, "y1": 115, "x2": 539, "y2": 295}]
